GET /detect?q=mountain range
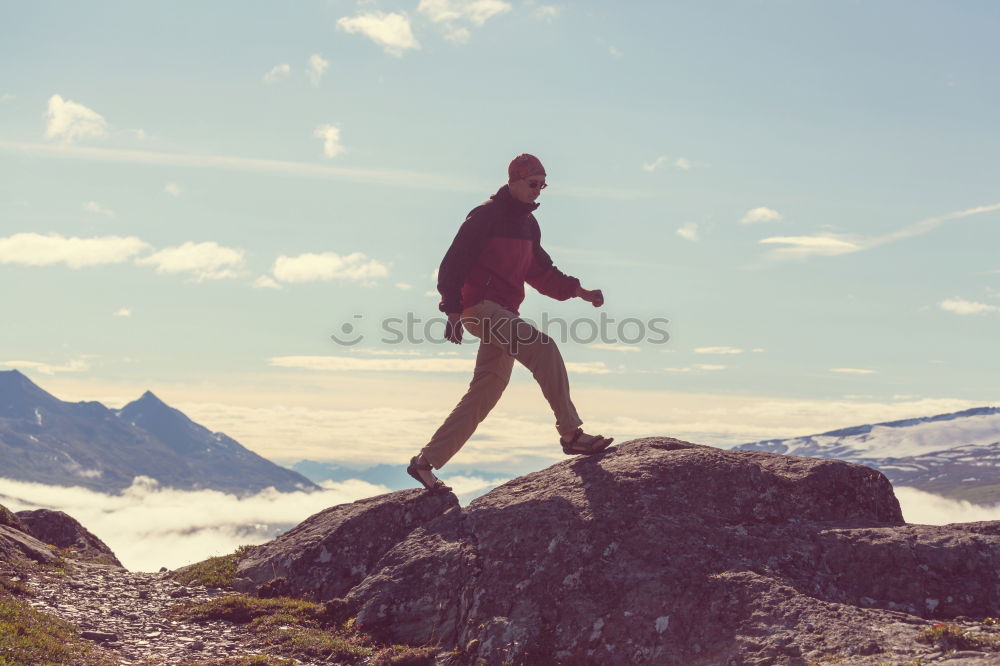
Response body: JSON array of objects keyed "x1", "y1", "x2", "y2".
[
  {"x1": 0, "y1": 369, "x2": 318, "y2": 494},
  {"x1": 735, "y1": 405, "x2": 1000, "y2": 504}
]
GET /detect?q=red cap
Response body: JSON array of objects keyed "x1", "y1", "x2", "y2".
[{"x1": 508, "y1": 154, "x2": 546, "y2": 181}]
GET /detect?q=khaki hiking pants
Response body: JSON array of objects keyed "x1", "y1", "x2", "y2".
[{"x1": 420, "y1": 299, "x2": 583, "y2": 469}]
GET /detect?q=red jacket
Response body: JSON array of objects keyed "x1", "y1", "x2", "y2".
[{"x1": 437, "y1": 185, "x2": 580, "y2": 316}]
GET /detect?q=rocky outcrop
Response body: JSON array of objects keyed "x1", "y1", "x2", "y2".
[
  {"x1": 0, "y1": 524, "x2": 61, "y2": 566},
  {"x1": 239, "y1": 438, "x2": 1000, "y2": 665},
  {"x1": 0, "y1": 503, "x2": 28, "y2": 532},
  {"x1": 15, "y1": 509, "x2": 123, "y2": 567},
  {"x1": 237, "y1": 489, "x2": 458, "y2": 599}
]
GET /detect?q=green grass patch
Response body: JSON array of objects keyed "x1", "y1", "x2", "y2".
[
  {"x1": 169, "y1": 594, "x2": 404, "y2": 664},
  {"x1": 170, "y1": 545, "x2": 254, "y2": 588},
  {"x1": 370, "y1": 645, "x2": 438, "y2": 665},
  {"x1": 917, "y1": 623, "x2": 999, "y2": 651},
  {"x1": 170, "y1": 595, "x2": 324, "y2": 625},
  {"x1": 0, "y1": 505, "x2": 24, "y2": 531},
  {"x1": 0, "y1": 575, "x2": 30, "y2": 598},
  {"x1": 0, "y1": 589, "x2": 117, "y2": 665}
]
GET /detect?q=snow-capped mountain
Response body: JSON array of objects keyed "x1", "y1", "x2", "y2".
[
  {"x1": 736, "y1": 406, "x2": 1000, "y2": 504},
  {"x1": 0, "y1": 370, "x2": 318, "y2": 494}
]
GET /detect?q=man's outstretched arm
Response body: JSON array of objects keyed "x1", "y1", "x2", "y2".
[{"x1": 526, "y1": 225, "x2": 604, "y2": 307}]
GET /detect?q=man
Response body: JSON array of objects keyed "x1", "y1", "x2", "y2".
[{"x1": 408, "y1": 154, "x2": 613, "y2": 493}]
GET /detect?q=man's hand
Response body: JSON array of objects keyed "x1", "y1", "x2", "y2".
[
  {"x1": 444, "y1": 312, "x2": 463, "y2": 344},
  {"x1": 576, "y1": 285, "x2": 605, "y2": 308}
]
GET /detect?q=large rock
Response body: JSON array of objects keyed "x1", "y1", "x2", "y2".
[
  {"x1": 0, "y1": 524, "x2": 61, "y2": 566},
  {"x1": 237, "y1": 488, "x2": 458, "y2": 599},
  {"x1": 15, "y1": 508, "x2": 123, "y2": 567},
  {"x1": 241, "y1": 438, "x2": 1000, "y2": 665}
]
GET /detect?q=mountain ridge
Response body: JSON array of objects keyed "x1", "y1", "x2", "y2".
[
  {"x1": 0, "y1": 369, "x2": 318, "y2": 495},
  {"x1": 736, "y1": 404, "x2": 1000, "y2": 504}
]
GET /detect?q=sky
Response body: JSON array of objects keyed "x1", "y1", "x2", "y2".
[{"x1": 2, "y1": 1, "x2": 1000, "y2": 476}]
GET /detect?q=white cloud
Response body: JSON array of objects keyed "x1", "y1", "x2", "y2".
[
  {"x1": 441, "y1": 474, "x2": 512, "y2": 504},
  {"x1": 694, "y1": 346, "x2": 743, "y2": 355},
  {"x1": 0, "y1": 93, "x2": 15, "y2": 101},
  {"x1": 164, "y1": 182, "x2": 182, "y2": 197},
  {"x1": 314, "y1": 124, "x2": 345, "y2": 158},
  {"x1": 395, "y1": 282, "x2": 414, "y2": 290},
  {"x1": 306, "y1": 54, "x2": 329, "y2": 87},
  {"x1": 759, "y1": 203, "x2": 1000, "y2": 263},
  {"x1": 418, "y1": 0, "x2": 510, "y2": 25},
  {"x1": 272, "y1": 354, "x2": 610, "y2": 376},
  {"x1": 418, "y1": 0, "x2": 511, "y2": 44},
  {"x1": 425, "y1": 290, "x2": 439, "y2": 298},
  {"x1": 642, "y1": 156, "x2": 669, "y2": 172},
  {"x1": 337, "y1": 11, "x2": 421, "y2": 57},
  {"x1": 868, "y1": 202, "x2": 1000, "y2": 248},
  {"x1": 263, "y1": 63, "x2": 291, "y2": 84},
  {"x1": 533, "y1": 5, "x2": 560, "y2": 21},
  {"x1": 939, "y1": 298, "x2": 999, "y2": 315},
  {"x1": 642, "y1": 156, "x2": 692, "y2": 172},
  {"x1": 0, "y1": 358, "x2": 91, "y2": 375},
  {"x1": 758, "y1": 234, "x2": 862, "y2": 260},
  {"x1": 252, "y1": 275, "x2": 281, "y2": 290},
  {"x1": 348, "y1": 348, "x2": 430, "y2": 357},
  {"x1": 112, "y1": 307, "x2": 132, "y2": 318},
  {"x1": 663, "y1": 364, "x2": 727, "y2": 373},
  {"x1": 0, "y1": 142, "x2": 643, "y2": 199},
  {"x1": 676, "y1": 222, "x2": 699, "y2": 242},
  {"x1": 589, "y1": 343, "x2": 640, "y2": 353},
  {"x1": 0, "y1": 476, "x2": 387, "y2": 572},
  {"x1": 565, "y1": 361, "x2": 612, "y2": 374},
  {"x1": 45, "y1": 374, "x2": 989, "y2": 469},
  {"x1": 135, "y1": 241, "x2": 246, "y2": 281},
  {"x1": 0, "y1": 232, "x2": 149, "y2": 268},
  {"x1": 752, "y1": 348, "x2": 765, "y2": 353},
  {"x1": 271, "y1": 355, "x2": 470, "y2": 373},
  {"x1": 895, "y1": 487, "x2": 1000, "y2": 526},
  {"x1": 44, "y1": 94, "x2": 108, "y2": 143},
  {"x1": 740, "y1": 207, "x2": 783, "y2": 224},
  {"x1": 830, "y1": 367, "x2": 876, "y2": 375},
  {"x1": 82, "y1": 200, "x2": 115, "y2": 217},
  {"x1": 609, "y1": 46, "x2": 622, "y2": 58},
  {"x1": 271, "y1": 251, "x2": 389, "y2": 285},
  {"x1": 442, "y1": 25, "x2": 472, "y2": 44}
]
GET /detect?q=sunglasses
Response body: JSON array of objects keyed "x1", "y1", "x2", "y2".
[{"x1": 527, "y1": 180, "x2": 548, "y2": 190}]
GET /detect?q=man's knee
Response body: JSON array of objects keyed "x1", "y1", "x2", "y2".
[{"x1": 471, "y1": 367, "x2": 511, "y2": 393}]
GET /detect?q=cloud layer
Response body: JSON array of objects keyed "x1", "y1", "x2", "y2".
[{"x1": 0, "y1": 475, "x2": 387, "y2": 571}]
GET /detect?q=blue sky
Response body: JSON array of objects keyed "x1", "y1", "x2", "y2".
[{"x1": 2, "y1": 0, "x2": 999, "y2": 472}]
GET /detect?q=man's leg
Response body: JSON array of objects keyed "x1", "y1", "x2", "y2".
[
  {"x1": 474, "y1": 300, "x2": 583, "y2": 439},
  {"x1": 419, "y1": 322, "x2": 515, "y2": 469}
]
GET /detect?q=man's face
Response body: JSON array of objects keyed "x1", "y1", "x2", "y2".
[{"x1": 508, "y1": 174, "x2": 547, "y2": 204}]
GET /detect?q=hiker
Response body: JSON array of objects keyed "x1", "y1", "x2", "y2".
[{"x1": 408, "y1": 154, "x2": 614, "y2": 493}]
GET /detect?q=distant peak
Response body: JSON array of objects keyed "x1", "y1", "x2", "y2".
[
  {"x1": 0, "y1": 368, "x2": 48, "y2": 394},
  {"x1": 0, "y1": 368, "x2": 28, "y2": 383},
  {"x1": 119, "y1": 389, "x2": 175, "y2": 417}
]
